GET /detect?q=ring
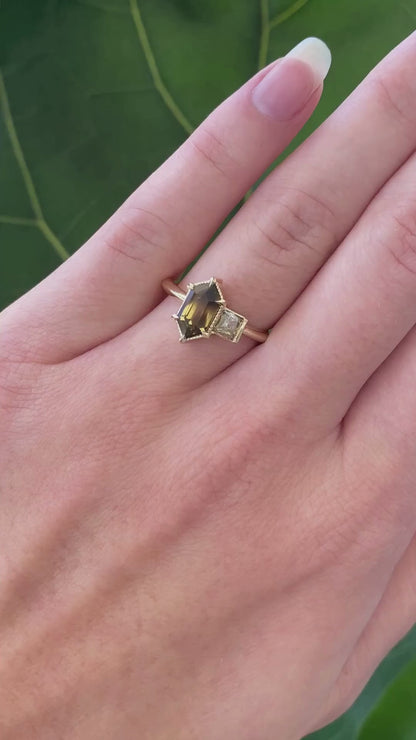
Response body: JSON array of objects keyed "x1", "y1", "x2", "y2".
[{"x1": 162, "y1": 277, "x2": 269, "y2": 344}]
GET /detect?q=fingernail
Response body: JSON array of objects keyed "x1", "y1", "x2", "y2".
[
  {"x1": 252, "y1": 37, "x2": 332, "y2": 120},
  {"x1": 286, "y1": 37, "x2": 332, "y2": 81}
]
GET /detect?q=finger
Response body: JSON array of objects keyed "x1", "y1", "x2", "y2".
[
  {"x1": 320, "y1": 533, "x2": 416, "y2": 728},
  {"x1": 255, "y1": 149, "x2": 416, "y2": 432},
  {"x1": 135, "y1": 30, "x2": 416, "y2": 388},
  {"x1": 343, "y1": 321, "x2": 416, "y2": 492},
  {"x1": 0, "y1": 39, "x2": 330, "y2": 364}
]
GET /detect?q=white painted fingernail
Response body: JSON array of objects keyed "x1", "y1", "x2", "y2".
[
  {"x1": 252, "y1": 37, "x2": 331, "y2": 120},
  {"x1": 252, "y1": 37, "x2": 331, "y2": 121},
  {"x1": 285, "y1": 37, "x2": 332, "y2": 83}
]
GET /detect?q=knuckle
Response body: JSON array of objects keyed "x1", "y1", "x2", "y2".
[
  {"x1": 370, "y1": 461, "x2": 416, "y2": 535},
  {"x1": 293, "y1": 446, "x2": 407, "y2": 575},
  {"x1": 104, "y1": 203, "x2": 171, "y2": 264},
  {"x1": 384, "y1": 206, "x2": 416, "y2": 278},
  {"x1": 0, "y1": 357, "x2": 40, "y2": 416},
  {"x1": 328, "y1": 441, "x2": 416, "y2": 560},
  {"x1": 188, "y1": 125, "x2": 238, "y2": 180},
  {"x1": 371, "y1": 68, "x2": 416, "y2": 129},
  {"x1": 250, "y1": 187, "x2": 338, "y2": 271},
  {"x1": 0, "y1": 322, "x2": 58, "y2": 419}
]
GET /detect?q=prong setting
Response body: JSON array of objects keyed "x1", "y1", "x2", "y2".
[{"x1": 170, "y1": 277, "x2": 249, "y2": 343}]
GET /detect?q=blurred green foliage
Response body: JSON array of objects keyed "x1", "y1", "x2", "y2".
[
  {"x1": 1, "y1": 0, "x2": 415, "y2": 736},
  {"x1": 358, "y1": 657, "x2": 416, "y2": 740}
]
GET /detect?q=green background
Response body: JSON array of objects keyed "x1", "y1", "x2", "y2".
[{"x1": 1, "y1": 0, "x2": 416, "y2": 736}]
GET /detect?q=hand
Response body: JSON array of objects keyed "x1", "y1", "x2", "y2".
[{"x1": 1, "y1": 34, "x2": 416, "y2": 740}]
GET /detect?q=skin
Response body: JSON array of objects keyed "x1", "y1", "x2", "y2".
[{"x1": 1, "y1": 31, "x2": 416, "y2": 740}]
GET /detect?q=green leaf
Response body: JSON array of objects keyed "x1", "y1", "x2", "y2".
[
  {"x1": 1, "y1": 1, "x2": 416, "y2": 734},
  {"x1": 358, "y1": 652, "x2": 416, "y2": 740},
  {"x1": 305, "y1": 626, "x2": 416, "y2": 740}
]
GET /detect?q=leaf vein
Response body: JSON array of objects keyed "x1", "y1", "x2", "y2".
[
  {"x1": 0, "y1": 215, "x2": 37, "y2": 226},
  {"x1": 258, "y1": 0, "x2": 270, "y2": 70},
  {"x1": 128, "y1": 0, "x2": 194, "y2": 135},
  {"x1": 0, "y1": 71, "x2": 69, "y2": 261},
  {"x1": 269, "y1": 0, "x2": 311, "y2": 30}
]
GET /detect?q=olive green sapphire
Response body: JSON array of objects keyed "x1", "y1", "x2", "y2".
[{"x1": 175, "y1": 279, "x2": 224, "y2": 341}]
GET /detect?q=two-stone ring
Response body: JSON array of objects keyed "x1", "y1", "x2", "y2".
[{"x1": 162, "y1": 277, "x2": 269, "y2": 344}]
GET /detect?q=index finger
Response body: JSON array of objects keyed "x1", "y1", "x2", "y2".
[{"x1": 1, "y1": 38, "x2": 330, "y2": 363}]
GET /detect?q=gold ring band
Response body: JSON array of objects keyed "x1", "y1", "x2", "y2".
[{"x1": 162, "y1": 277, "x2": 268, "y2": 344}]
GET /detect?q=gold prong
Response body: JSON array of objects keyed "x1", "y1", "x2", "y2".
[{"x1": 162, "y1": 275, "x2": 268, "y2": 343}]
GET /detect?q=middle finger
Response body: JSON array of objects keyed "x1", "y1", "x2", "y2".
[{"x1": 133, "y1": 32, "x2": 416, "y2": 388}]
